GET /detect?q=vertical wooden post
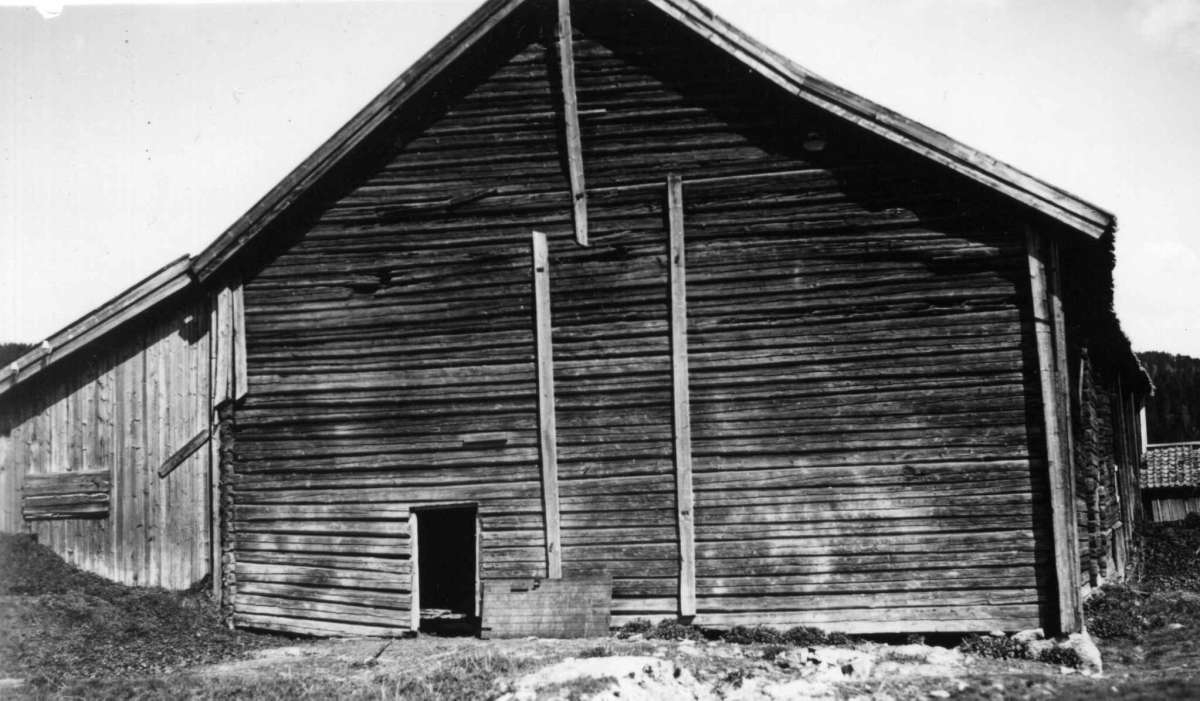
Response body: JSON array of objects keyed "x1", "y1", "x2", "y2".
[
  {"x1": 1027, "y1": 228, "x2": 1081, "y2": 633},
  {"x1": 557, "y1": 0, "x2": 588, "y2": 246},
  {"x1": 1047, "y1": 241, "x2": 1077, "y2": 527},
  {"x1": 208, "y1": 297, "x2": 221, "y2": 604},
  {"x1": 667, "y1": 174, "x2": 696, "y2": 618},
  {"x1": 214, "y1": 286, "x2": 233, "y2": 407},
  {"x1": 232, "y1": 281, "x2": 248, "y2": 402},
  {"x1": 409, "y1": 510, "x2": 420, "y2": 633},
  {"x1": 532, "y1": 232, "x2": 563, "y2": 579}
]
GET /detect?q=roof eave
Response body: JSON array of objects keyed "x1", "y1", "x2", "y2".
[{"x1": 0, "y1": 256, "x2": 194, "y2": 400}]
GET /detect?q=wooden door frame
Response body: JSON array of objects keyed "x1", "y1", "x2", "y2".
[{"x1": 408, "y1": 502, "x2": 482, "y2": 633}]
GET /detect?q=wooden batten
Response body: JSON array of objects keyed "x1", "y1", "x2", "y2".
[
  {"x1": 556, "y1": 0, "x2": 588, "y2": 246},
  {"x1": 158, "y1": 427, "x2": 211, "y2": 479},
  {"x1": 232, "y1": 281, "x2": 249, "y2": 401},
  {"x1": 1047, "y1": 240, "x2": 1076, "y2": 514},
  {"x1": 209, "y1": 295, "x2": 223, "y2": 603},
  {"x1": 213, "y1": 286, "x2": 234, "y2": 408},
  {"x1": 667, "y1": 173, "x2": 696, "y2": 618},
  {"x1": 532, "y1": 231, "x2": 563, "y2": 579},
  {"x1": 1026, "y1": 228, "x2": 1082, "y2": 633}
]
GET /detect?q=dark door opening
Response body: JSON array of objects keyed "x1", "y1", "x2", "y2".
[{"x1": 416, "y1": 506, "x2": 478, "y2": 635}]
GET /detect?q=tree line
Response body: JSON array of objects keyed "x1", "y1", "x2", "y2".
[{"x1": 0, "y1": 343, "x2": 33, "y2": 367}]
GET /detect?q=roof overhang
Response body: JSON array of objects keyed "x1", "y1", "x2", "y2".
[
  {"x1": 189, "y1": 0, "x2": 1115, "y2": 284},
  {"x1": 0, "y1": 257, "x2": 194, "y2": 400}
]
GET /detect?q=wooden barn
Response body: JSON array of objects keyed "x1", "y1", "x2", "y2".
[
  {"x1": 1, "y1": 0, "x2": 1151, "y2": 637},
  {"x1": 1142, "y1": 443, "x2": 1200, "y2": 522}
]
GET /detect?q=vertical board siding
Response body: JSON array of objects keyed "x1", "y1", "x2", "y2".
[
  {"x1": 0, "y1": 299, "x2": 211, "y2": 590},
  {"x1": 1150, "y1": 496, "x2": 1200, "y2": 522},
  {"x1": 229, "y1": 6, "x2": 1058, "y2": 635}
]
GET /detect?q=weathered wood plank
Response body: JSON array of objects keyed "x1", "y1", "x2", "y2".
[
  {"x1": 667, "y1": 173, "x2": 696, "y2": 618},
  {"x1": 533, "y1": 231, "x2": 562, "y2": 579},
  {"x1": 24, "y1": 470, "x2": 111, "y2": 495},
  {"x1": 158, "y1": 427, "x2": 210, "y2": 479},
  {"x1": 209, "y1": 297, "x2": 223, "y2": 603},
  {"x1": 233, "y1": 280, "x2": 249, "y2": 401},
  {"x1": 1026, "y1": 227, "x2": 1081, "y2": 634},
  {"x1": 557, "y1": 0, "x2": 588, "y2": 246}
]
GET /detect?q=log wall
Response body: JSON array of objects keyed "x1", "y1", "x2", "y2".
[
  {"x1": 1072, "y1": 348, "x2": 1139, "y2": 585},
  {"x1": 0, "y1": 296, "x2": 211, "y2": 589},
  {"x1": 228, "y1": 2, "x2": 1058, "y2": 634}
]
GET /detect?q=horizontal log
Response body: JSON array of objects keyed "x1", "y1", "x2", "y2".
[{"x1": 233, "y1": 613, "x2": 405, "y2": 637}]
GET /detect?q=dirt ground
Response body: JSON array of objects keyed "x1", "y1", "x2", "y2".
[
  {"x1": 3, "y1": 519, "x2": 1200, "y2": 699},
  {"x1": 9, "y1": 629, "x2": 1196, "y2": 700}
]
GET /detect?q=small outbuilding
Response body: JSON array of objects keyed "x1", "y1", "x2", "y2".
[
  {"x1": 1, "y1": 0, "x2": 1150, "y2": 638},
  {"x1": 1142, "y1": 443, "x2": 1200, "y2": 522}
]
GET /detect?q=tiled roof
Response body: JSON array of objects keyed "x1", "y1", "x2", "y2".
[{"x1": 1143, "y1": 443, "x2": 1200, "y2": 489}]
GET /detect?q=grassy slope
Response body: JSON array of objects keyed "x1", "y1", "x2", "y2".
[{"x1": 0, "y1": 534, "x2": 275, "y2": 689}]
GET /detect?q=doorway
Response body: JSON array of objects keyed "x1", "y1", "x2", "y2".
[{"x1": 414, "y1": 505, "x2": 479, "y2": 635}]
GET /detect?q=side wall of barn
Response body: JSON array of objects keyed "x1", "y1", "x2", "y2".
[
  {"x1": 0, "y1": 296, "x2": 212, "y2": 590},
  {"x1": 1057, "y1": 235, "x2": 1145, "y2": 591},
  {"x1": 1071, "y1": 350, "x2": 1140, "y2": 586},
  {"x1": 225, "y1": 1, "x2": 1060, "y2": 636}
]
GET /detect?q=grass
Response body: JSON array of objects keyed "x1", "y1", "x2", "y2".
[{"x1": 42, "y1": 650, "x2": 538, "y2": 701}]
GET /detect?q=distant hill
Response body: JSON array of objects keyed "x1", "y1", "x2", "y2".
[
  {"x1": 1139, "y1": 351, "x2": 1200, "y2": 444},
  {"x1": 0, "y1": 343, "x2": 33, "y2": 367}
]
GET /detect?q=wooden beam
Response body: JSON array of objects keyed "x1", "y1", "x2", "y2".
[
  {"x1": 557, "y1": 0, "x2": 588, "y2": 246},
  {"x1": 1026, "y1": 227, "x2": 1082, "y2": 634},
  {"x1": 532, "y1": 231, "x2": 563, "y2": 579},
  {"x1": 209, "y1": 298, "x2": 222, "y2": 604},
  {"x1": 232, "y1": 281, "x2": 248, "y2": 401},
  {"x1": 1048, "y1": 239, "x2": 1084, "y2": 590},
  {"x1": 214, "y1": 286, "x2": 234, "y2": 408},
  {"x1": 409, "y1": 510, "x2": 420, "y2": 633},
  {"x1": 667, "y1": 174, "x2": 696, "y2": 618},
  {"x1": 158, "y1": 426, "x2": 211, "y2": 479},
  {"x1": 1047, "y1": 240, "x2": 1076, "y2": 505}
]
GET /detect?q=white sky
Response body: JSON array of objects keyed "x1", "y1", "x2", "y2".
[{"x1": 2, "y1": 0, "x2": 1199, "y2": 356}]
